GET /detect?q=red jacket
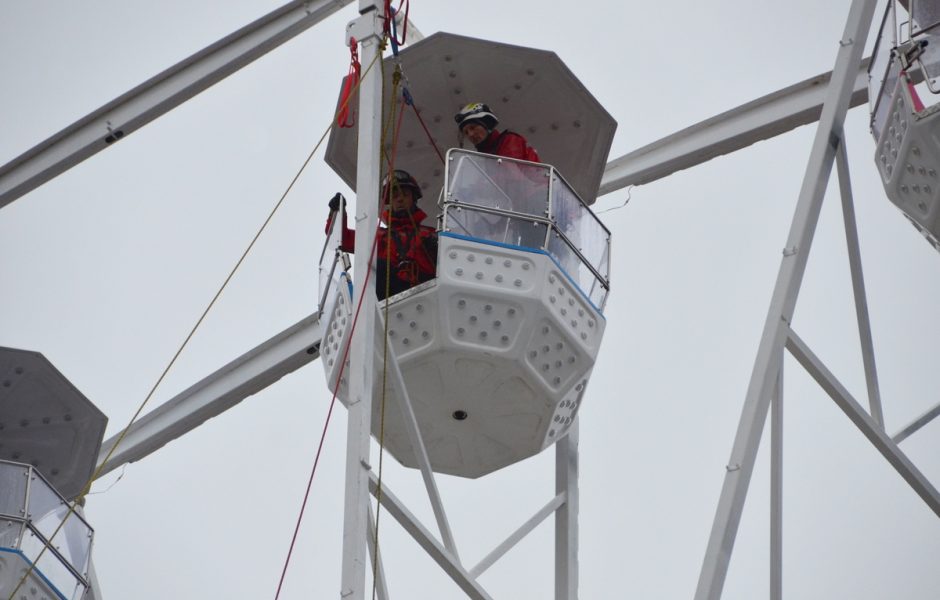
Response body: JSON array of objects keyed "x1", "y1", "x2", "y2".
[
  {"x1": 325, "y1": 206, "x2": 437, "y2": 299},
  {"x1": 475, "y1": 129, "x2": 540, "y2": 163}
]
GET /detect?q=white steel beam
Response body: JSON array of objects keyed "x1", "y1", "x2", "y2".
[
  {"x1": 598, "y1": 60, "x2": 870, "y2": 196},
  {"x1": 367, "y1": 503, "x2": 390, "y2": 600},
  {"x1": 893, "y1": 401, "x2": 940, "y2": 444},
  {"x1": 785, "y1": 328, "x2": 940, "y2": 516},
  {"x1": 380, "y1": 308, "x2": 460, "y2": 561},
  {"x1": 694, "y1": 2, "x2": 878, "y2": 598},
  {"x1": 95, "y1": 312, "x2": 322, "y2": 476},
  {"x1": 0, "y1": 0, "x2": 355, "y2": 210},
  {"x1": 770, "y1": 369, "x2": 783, "y2": 600},
  {"x1": 555, "y1": 421, "x2": 579, "y2": 600},
  {"x1": 340, "y1": 4, "x2": 384, "y2": 598},
  {"x1": 367, "y1": 473, "x2": 494, "y2": 600},
  {"x1": 835, "y1": 141, "x2": 885, "y2": 427},
  {"x1": 469, "y1": 492, "x2": 566, "y2": 579}
]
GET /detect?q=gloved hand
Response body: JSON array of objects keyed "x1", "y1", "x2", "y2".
[{"x1": 329, "y1": 192, "x2": 344, "y2": 212}]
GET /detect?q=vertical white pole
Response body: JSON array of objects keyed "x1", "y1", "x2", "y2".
[
  {"x1": 770, "y1": 367, "x2": 783, "y2": 600},
  {"x1": 555, "y1": 420, "x2": 579, "y2": 600},
  {"x1": 694, "y1": 1, "x2": 877, "y2": 598},
  {"x1": 339, "y1": 3, "x2": 383, "y2": 598}
]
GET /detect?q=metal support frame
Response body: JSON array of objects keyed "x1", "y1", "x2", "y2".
[
  {"x1": 769, "y1": 368, "x2": 782, "y2": 600},
  {"x1": 95, "y1": 312, "x2": 322, "y2": 476},
  {"x1": 366, "y1": 503, "x2": 390, "y2": 600},
  {"x1": 785, "y1": 328, "x2": 940, "y2": 516},
  {"x1": 379, "y1": 305, "x2": 459, "y2": 559},
  {"x1": 366, "y1": 304, "x2": 580, "y2": 598},
  {"x1": 893, "y1": 400, "x2": 940, "y2": 443},
  {"x1": 694, "y1": 1, "x2": 879, "y2": 598},
  {"x1": 339, "y1": 3, "x2": 384, "y2": 597},
  {"x1": 555, "y1": 421, "x2": 579, "y2": 600},
  {"x1": 835, "y1": 141, "x2": 885, "y2": 428},
  {"x1": 0, "y1": 0, "x2": 355, "y2": 209}
]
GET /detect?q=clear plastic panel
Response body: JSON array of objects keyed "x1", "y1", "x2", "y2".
[
  {"x1": 872, "y1": 59, "x2": 902, "y2": 140},
  {"x1": 27, "y1": 476, "x2": 92, "y2": 575},
  {"x1": 870, "y1": 2, "x2": 897, "y2": 119},
  {"x1": 0, "y1": 519, "x2": 25, "y2": 549},
  {"x1": 22, "y1": 527, "x2": 87, "y2": 600},
  {"x1": 447, "y1": 151, "x2": 550, "y2": 219},
  {"x1": 912, "y1": 0, "x2": 940, "y2": 36},
  {"x1": 550, "y1": 176, "x2": 610, "y2": 280},
  {"x1": 319, "y1": 207, "x2": 346, "y2": 313},
  {"x1": 0, "y1": 462, "x2": 28, "y2": 518},
  {"x1": 446, "y1": 205, "x2": 549, "y2": 249}
]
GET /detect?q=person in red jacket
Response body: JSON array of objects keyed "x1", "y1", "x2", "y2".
[
  {"x1": 454, "y1": 102, "x2": 540, "y2": 163},
  {"x1": 326, "y1": 170, "x2": 437, "y2": 300},
  {"x1": 454, "y1": 102, "x2": 546, "y2": 249}
]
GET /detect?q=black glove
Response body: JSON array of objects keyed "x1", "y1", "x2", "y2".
[{"x1": 329, "y1": 193, "x2": 344, "y2": 212}]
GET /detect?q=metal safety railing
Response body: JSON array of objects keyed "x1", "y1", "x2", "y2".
[
  {"x1": 0, "y1": 460, "x2": 93, "y2": 600},
  {"x1": 441, "y1": 149, "x2": 611, "y2": 310}
]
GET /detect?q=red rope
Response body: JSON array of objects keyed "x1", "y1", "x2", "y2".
[
  {"x1": 273, "y1": 231, "x2": 381, "y2": 600},
  {"x1": 337, "y1": 38, "x2": 361, "y2": 128},
  {"x1": 408, "y1": 98, "x2": 445, "y2": 165}
]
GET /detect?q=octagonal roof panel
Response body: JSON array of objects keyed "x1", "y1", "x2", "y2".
[
  {"x1": 325, "y1": 32, "x2": 617, "y2": 222},
  {"x1": 0, "y1": 347, "x2": 107, "y2": 500}
]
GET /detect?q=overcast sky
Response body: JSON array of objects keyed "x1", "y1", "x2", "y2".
[{"x1": 3, "y1": 1, "x2": 940, "y2": 599}]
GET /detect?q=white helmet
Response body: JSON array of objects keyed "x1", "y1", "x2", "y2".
[{"x1": 454, "y1": 102, "x2": 499, "y2": 132}]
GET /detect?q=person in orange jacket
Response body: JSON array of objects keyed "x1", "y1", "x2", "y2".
[{"x1": 326, "y1": 170, "x2": 437, "y2": 300}]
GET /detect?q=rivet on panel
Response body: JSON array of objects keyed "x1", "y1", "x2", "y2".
[
  {"x1": 522, "y1": 263, "x2": 530, "y2": 271},
  {"x1": 470, "y1": 315, "x2": 478, "y2": 323},
  {"x1": 542, "y1": 345, "x2": 550, "y2": 353},
  {"x1": 485, "y1": 257, "x2": 493, "y2": 264},
  {"x1": 508, "y1": 308, "x2": 517, "y2": 316},
  {"x1": 457, "y1": 328, "x2": 465, "y2": 336},
  {"x1": 467, "y1": 254, "x2": 475, "y2": 262},
  {"x1": 416, "y1": 304, "x2": 424, "y2": 312},
  {"x1": 501, "y1": 335, "x2": 510, "y2": 343},
  {"x1": 480, "y1": 331, "x2": 488, "y2": 339},
  {"x1": 449, "y1": 251, "x2": 457, "y2": 259},
  {"x1": 561, "y1": 308, "x2": 568, "y2": 316},
  {"x1": 913, "y1": 146, "x2": 921, "y2": 156},
  {"x1": 458, "y1": 299, "x2": 466, "y2": 308},
  {"x1": 504, "y1": 260, "x2": 512, "y2": 267},
  {"x1": 494, "y1": 320, "x2": 502, "y2": 328},
  {"x1": 514, "y1": 279, "x2": 522, "y2": 286},
  {"x1": 581, "y1": 332, "x2": 588, "y2": 340},
  {"x1": 409, "y1": 321, "x2": 417, "y2": 329},
  {"x1": 542, "y1": 364, "x2": 550, "y2": 371},
  {"x1": 529, "y1": 350, "x2": 538, "y2": 358},
  {"x1": 475, "y1": 272, "x2": 483, "y2": 280},
  {"x1": 553, "y1": 377, "x2": 561, "y2": 385},
  {"x1": 422, "y1": 331, "x2": 429, "y2": 339},
  {"x1": 496, "y1": 274, "x2": 504, "y2": 282},
  {"x1": 456, "y1": 268, "x2": 464, "y2": 276},
  {"x1": 396, "y1": 312, "x2": 404, "y2": 320},
  {"x1": 550, "y1": 295, "x2": 556, "y2": 303},
  {"x1": 907, "y1": 164, "x2": 915, "y2": 173},
  {"x1": 549, "y1": 275, "x2": 556, "y2": 283},
  {"x1": 542, "y1": 326, "x2": 550, "y2": 334}
]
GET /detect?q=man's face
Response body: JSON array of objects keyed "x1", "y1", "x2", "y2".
[
  {"x1": 461, "y1": 122, "x2": 488, "y2": 146},
  {"x1": 389, "y1": 185, "x2": 415, "y2": 212}
]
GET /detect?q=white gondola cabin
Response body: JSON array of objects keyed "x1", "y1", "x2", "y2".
[
  {"x1": 319, "y1": 33, "x2": 615, "y2": 478},
  {"x1": 871, "y1": 0, "x2": 940, "y2": 251}
]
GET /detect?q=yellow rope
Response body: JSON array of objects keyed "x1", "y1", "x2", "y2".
[
  {"x1": 371, "y1": 46, "x2": 401, "y2": 600},
  {"x1": 7, "y1": 49, "x2": 383, "y2": 600}
]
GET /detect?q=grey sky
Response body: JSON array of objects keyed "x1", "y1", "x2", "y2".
[{"x1": 2, "y1": 1, "x2": 940, "y2": 598}]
